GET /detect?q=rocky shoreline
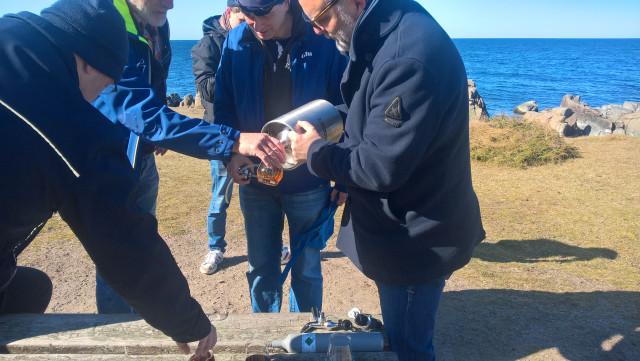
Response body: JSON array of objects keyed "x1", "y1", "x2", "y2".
[
  {"x1": 470, "y1": 81, "x2": 640, "y2": 138},
  {"x1": 167, "y1": 79, "x2": 640, "y2": 138},
  {"x1": 514, "y1": 96, "x2": 640, "y2": 138}
]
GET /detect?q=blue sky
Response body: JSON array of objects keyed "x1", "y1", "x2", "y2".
[{"x1": 2, "y1": 0, "x2": 639, "y2": 40}]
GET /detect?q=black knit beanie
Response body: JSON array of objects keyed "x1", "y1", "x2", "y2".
[{"x1": 41, "y1": 0, "x2": 128, "y2": 82}]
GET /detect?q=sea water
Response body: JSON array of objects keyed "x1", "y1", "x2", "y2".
[{"x1": 168, "y1": 38, "x2": 640, "y2": 116}]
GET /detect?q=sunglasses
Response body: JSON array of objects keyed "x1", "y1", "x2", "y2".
[
  {"x1": 301, "y1": 0, "x2": 340, "y2": 29},
  {"x1": 237, "y1": 0, "x2": 286, "y2": 17}
]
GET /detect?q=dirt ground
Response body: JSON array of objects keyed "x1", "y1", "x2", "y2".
[{"x1": 16, "y1": 106, "x2": 639, "y2": 360}]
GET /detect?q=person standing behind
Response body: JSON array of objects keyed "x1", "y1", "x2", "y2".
[
  {"x1": 292, "y1": 0, "x2": 485, "y2": 360},
  {"x1": 191, "y1": 2, "x2": 244, "y2": 276},
  {"x1": 218, "y1": 0, "x2": 347, "y2": 313},
  {"x1": 92, "y1": 0, "x2": 285, "y2": 314},
  {"x1": 0, "y1": 0, "x2": 215, "y2": 358}
]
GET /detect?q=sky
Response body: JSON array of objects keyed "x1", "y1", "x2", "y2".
[{"x1": 1, "y1": 0, "x2": 639, "y2": 40}]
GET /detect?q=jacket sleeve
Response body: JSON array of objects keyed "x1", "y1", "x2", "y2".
[
  {"x1": 307, "y1": 58, "x2": 442, "y2": 192},
  {"x1": 191, "y1": 35, "x2": 221, "y2": 104},
  {"x1": 93, "y1": 50, "x2": 240, "y2": 161},
  {"x1": 57, "y1": 149, "x2": 211, "y2": 343}
]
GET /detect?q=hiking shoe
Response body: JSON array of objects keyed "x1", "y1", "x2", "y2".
[
  {"x1": 281, "y1": 246, "x2": 291, "y2": 265},
  {"x1": 200, "y1": 250, "x2": 224, "y2": 275}
]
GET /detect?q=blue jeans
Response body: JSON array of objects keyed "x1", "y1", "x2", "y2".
[
  {"x1": 239, "y1": 184, "x2": 331, "y2": 313},
  {"x1": 376, "y1": 277, "x2": 446, "y2": 361},
  {"x1": 207, "y1": 160, "x2": 232, "y2": 252},
  {"x1": 96, "y1": 154, "x2": 159, "y2": 314}
]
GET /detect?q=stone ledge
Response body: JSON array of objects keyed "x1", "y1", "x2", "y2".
[
  {"x1": 0, "y1": 352, "x2": 394, "y2": 360},
  {"x1": 0, "y1": 313, "x2": 396, "y2": 360}
]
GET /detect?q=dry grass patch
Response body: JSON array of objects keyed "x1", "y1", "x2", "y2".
[{"x1": 470, "y1": 116, "x2": 580, "y2": 168}]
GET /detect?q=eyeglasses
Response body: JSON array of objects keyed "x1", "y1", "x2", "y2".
[
  {"x1": 301, "y1": 0, "x2": 340, "y2": 29},
  {"x1": 237, "y1": 0, "x2": 285, "y2": 17}
]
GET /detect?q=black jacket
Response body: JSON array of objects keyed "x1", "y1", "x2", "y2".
[
  {"x1": 0, "y1": 12, "x2": 210, "y2": 343},
  {"x1": 306, "y1": 0, "x2": 485, "y2": 286},
  {"x1": 191, "y1": 15, "x2": 228, "y2": 123}
]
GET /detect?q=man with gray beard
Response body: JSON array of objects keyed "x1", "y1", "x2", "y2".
[{"x1": 292, "y1": 0, "x2": 485, "y2": 360}]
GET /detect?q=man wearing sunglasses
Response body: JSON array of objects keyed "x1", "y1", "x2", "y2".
[
  {"x1": 215, "y1": 0, "x2": 347, "y2": 314},
  {"x1": 291, "y1": 0, "x2": 486, "y2": 360}
]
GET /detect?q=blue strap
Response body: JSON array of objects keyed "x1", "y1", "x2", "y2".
[{"x1": 278, "y1": 198, "x2": 338, "y2": 285}]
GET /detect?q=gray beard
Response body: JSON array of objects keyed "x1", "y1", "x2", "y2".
[{"x1": 332, "y1": 4, "x2": 357, "y2": 52}]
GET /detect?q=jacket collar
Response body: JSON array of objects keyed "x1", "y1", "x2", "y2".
[
  {"x1": 349, "y1": 0, "x2": 403, "y2": 61},
  {"x1": 113, "y1": 0, "x2": 149, "y2": 45},
  {"x1": 202, "y1": 15, "x2": 227, "y2": 37}
]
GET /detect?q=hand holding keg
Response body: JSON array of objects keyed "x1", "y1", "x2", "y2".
[
  {"x1": 289, "y1": 120, "x2": 322, "y2": 162},
  {"x1": 262, "y1": 99, "x2": 343, "y2": 168}
]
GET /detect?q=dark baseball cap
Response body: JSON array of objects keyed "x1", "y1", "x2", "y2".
[{"x1": 236, "y1": 0, "x2": 286, "y2": 16}]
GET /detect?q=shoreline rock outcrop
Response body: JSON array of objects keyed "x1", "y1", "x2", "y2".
[
  {"x1": 468, "y1": 79, "x2": 489, "y2": 122},
  {"x1": 167, "y1": 83, "x2": 639, "y2": 138},
  {"x1": 520, "y1": 95, "x2": 640, "y2": 138}
]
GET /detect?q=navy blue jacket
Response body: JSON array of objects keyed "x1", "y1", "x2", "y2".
[
  {"x1": 306, "y1": 0, "x2": 485, "y2": 286},
  {"x1": 0, "y1": 12, "x2": 210, "y2": 343},
  {"x1": 93, "y1": 0, "x2": 240, "y2": 172},
  {"x1": 214, "y1": 17, "x2": 347, "y2": 194},
  {"x1": 191, "y1": 15, "x2": 228, "y2": 123}
]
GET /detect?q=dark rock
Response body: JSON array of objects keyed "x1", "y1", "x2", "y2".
[{"x1": 166, "y1": 93, "x2": 181, "y2": 107}]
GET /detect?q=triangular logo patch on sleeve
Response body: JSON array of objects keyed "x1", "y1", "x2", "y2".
[{"x1": 383, "y1": 96, "x2": 403, "y2": 128}]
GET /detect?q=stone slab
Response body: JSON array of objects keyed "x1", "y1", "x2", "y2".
[{"x1": 0, "y1": 313, "x2": 396, "y2": 360}]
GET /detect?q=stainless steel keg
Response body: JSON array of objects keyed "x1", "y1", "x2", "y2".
[{"x1": 261, "y1": 99, "x2": 343, "y2": 170}]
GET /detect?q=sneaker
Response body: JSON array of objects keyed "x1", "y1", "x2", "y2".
[
  {"x1": 281, "y1": 246, "x2": 291, "y2": 265},
  {"x1": 200, "y1": 250, "x2": 224, "y2": 275}
]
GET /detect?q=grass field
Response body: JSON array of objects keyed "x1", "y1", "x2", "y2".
[{"x1": 19, "y1": 117, "x2": 640, "y2": 359}]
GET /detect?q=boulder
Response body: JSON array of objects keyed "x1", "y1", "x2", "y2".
[
  {"x1": 623, "y1": 101, "x2": 640, "y2": 112},
  {"x1": 561, "y1": 95, "x2": 613, "y2": 136},
  {"x1": 619, "y1": 112, "x2": 640, "y2": 137},
  {"x1": 514, "y1": 101, "x2": 538, "y2": 115},
  {"x1": 166, "y1": 93, "x2": 181, "y2": 107},
  {"x1": 194, "y1": 91, "x2": 204, "y2": 109},
  {"x1": 468, "y1": 79, "x2": 489, "y2": 122},
  {"x1": 599, "y1": 104, "x2": 632, "y2": 120},
  {"x1": 522, "y1": 107, "x2": 578, "y2": 137},
  {"x1": 180, "y1": 93, "x2": 195, "y2": 108}
]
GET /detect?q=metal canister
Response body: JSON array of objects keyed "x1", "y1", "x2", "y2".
[{"x1": 261, "y1": 99, "x2": 343, "y2": 170}]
